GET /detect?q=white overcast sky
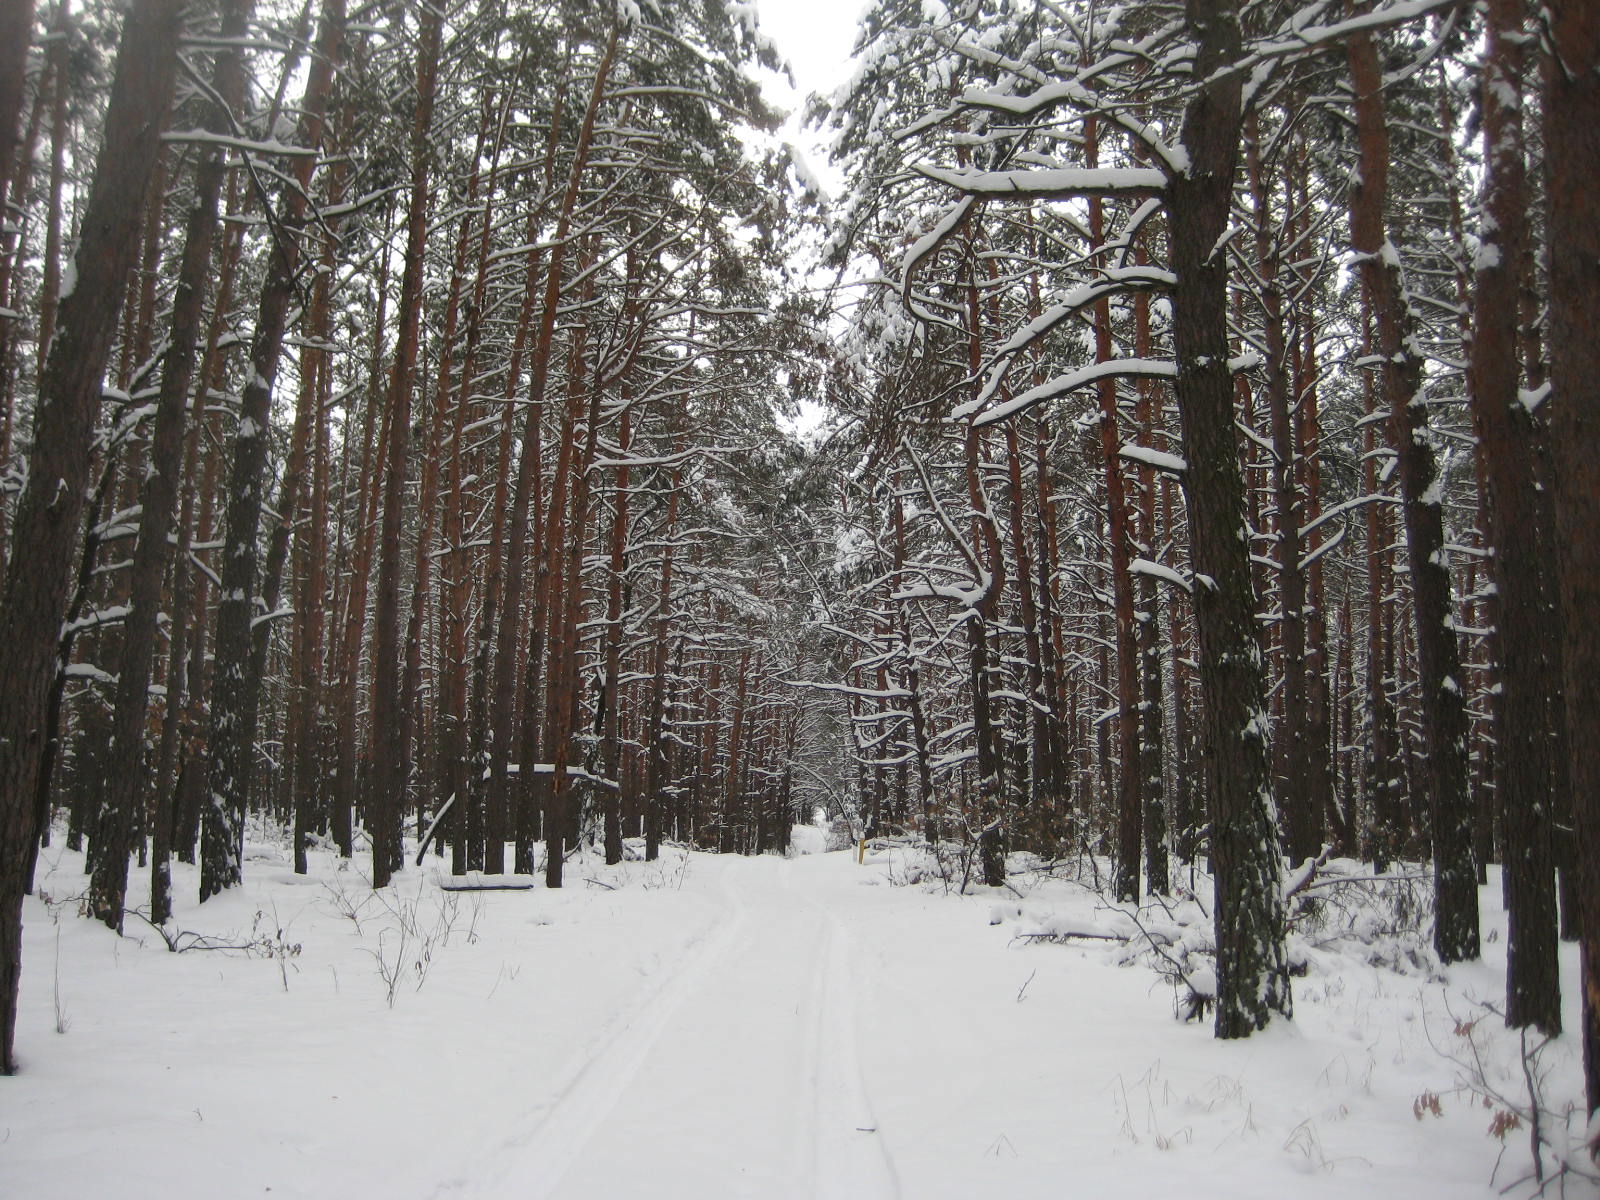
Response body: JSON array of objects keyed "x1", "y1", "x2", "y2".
[
  {"x1": 752, "y1": 0, "x2": 866, "y2": 98},
  {"x1": 751, "y1": 0, "x2": 870, "y2": 194},
  {"x1": 751, "y1": 0, "x2": 872, "y2": 437}
]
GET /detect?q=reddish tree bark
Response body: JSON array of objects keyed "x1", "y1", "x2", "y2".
[
  {"x1": 290, "y1": 247, "x2": 333, "y2": 876},
  {"x1": 0, "y1": 0, "x2": 35, "y2": 210},
  {"x1": 34, "y1": 5, "x2": 67, "y2": 382},
  {"x1": 1084, "y1": 118, "x2": 1142, "y2": 902},
  {"x1": 1131, "y1": 254, "x2": 1168, "y2": 892},
  {"x1": 483, "y1": 24, "x2": 617, "y2": 877},
  {"x1": 1469, "y1": 0, "x2": 1545, "y2": 978},
  {"x1": 370, "y1": 0, "x2": 442, "y2": 888},
  {"x1": 642, "y1": 418, "x2": 686, "y2": 862},
  {"x1": 540, "y1": 318, "x2": 597, "y2": 888},
  {"x1": 201, "y1": 0, "x2": 344, "y2": 901},
  {"x1": 1347, "y1": 22, "x2": 1484, "y2": 975},
  {"x1": 1249, "y1": 123, "x2": 1317, "y2": 867},
  {"x1": 328, "y1": 248, "x2": 390, "y2": 863},
  {"x1": 597, "y1": 407, "x2": 634, "y2": 865},
  {"x1": 961, "y1": 301, "x2": 1007, "y2": 887}
]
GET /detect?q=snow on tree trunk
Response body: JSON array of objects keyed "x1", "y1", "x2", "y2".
[
  {"x1": 370, "y1": 1, "x2": 442, "y2": 890},
  {"x1": 1168, "y1": 0, "x2": 1291, "y2": 1039},
  {"x1": 1467, "y1": 0, "x2": 1548, "y2": 975}
]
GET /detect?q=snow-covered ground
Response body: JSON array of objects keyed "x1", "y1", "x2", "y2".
[{"x1": 7, "y1": 830, "x2": 1594, "y2": 1198}]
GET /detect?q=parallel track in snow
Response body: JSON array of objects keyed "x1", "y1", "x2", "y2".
[
  {"x1": 516, "y1": 865, "x2": 750, "y2": 1200},
  {"x1": 427, "y1": 864, "x2": 748, "y2": 1200},
  {"x1": 787, "y1": 866, "x2": 900, "y2": 1199},
  {"x1": 433, "y1": 856, "x2": 901, "y2": 1199}
]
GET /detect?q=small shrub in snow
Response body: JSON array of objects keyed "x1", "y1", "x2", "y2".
[
  {"x1": 1006, "y1": 852, "x2": 1455, "y2": 1024},
  {"x1": 320, "y1": 877, "x2": 378, "y2": 933},
  {"x1": 363, "y1": 881, "x2": 470, "y2": 1007},
  {"x1": 1432, "y1": 1003, "x2": 1600, "y2": 1194},
  {"x1": 249, "y1": 907, "x2": 303, "y2": 992},
  {"x1": 640, "y1": 845, "x2": 692, "y2": 890}
]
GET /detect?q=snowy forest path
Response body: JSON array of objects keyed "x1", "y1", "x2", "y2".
[
  {"x1": 456, "y1": 853, "x2": 900, "y2": 1200},
  {"x1": 12, "y1": 844, "x2": 1536, "y2": 1200}
]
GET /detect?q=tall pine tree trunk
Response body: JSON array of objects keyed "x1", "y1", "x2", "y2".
[
  {"x1": 1543, "y1": 0, "x2": 1600, "y2": 1124},
  {"x1": 542, "y1": 327, "x2": 598, "y2": 889},
  {"x1": 290, "y1": 249, "x2": 333, "y2": 876},
  {"x1": 1469, "y1": 0, "x2": 1545, "y2": 976},
  {"x1": 0, "y1": 0, "x2": 35, "y2": 212},
  {"x1": 598, "y1": 408, "x2": 633, "y2": 865},
  {"x1": 642, "y1": 421, "x2": 685, "y2": 863},
  {"x1": 1249, "y1": 125, "x2": 1317, "y2": 867},
  {"x1": 201, "y1": 0, "x2": 344, "y2": 901},
  {"x1": 89, "y1": 0, "x2": 254, "y2": 929},
  {"x1": 1132, "y1": 260, "x2": 1169, "y2": 892},
  {"x1": 1347, "y1": 23, "x2": 1485, "y2": 976},
  {"x1": 369, "y1": 1, "x2": 441, "y2": 888},
  {"x1": 1169, "y1": 0, "x2": 1291, "y2": 1039},
  {"x1": 484, "y1": 23, "x2": 618, "y2": 877},
  {"x1": 0, "y1": 0, "x2": 183, "y2": 1075}
]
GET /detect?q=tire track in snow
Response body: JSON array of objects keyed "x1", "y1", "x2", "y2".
[
  {"x1": 433, "y1": 863, "x2": 749, "y2": 1200},
  {"x1": 780, "y1": 860, "x2": 899, "y2": 1199},
  {"x1": 810, "y1": 912, "x2": 901, "y2": 1199},
  {"x1": 788, "y1": 882, "x2": 829, "y2": 1198}
]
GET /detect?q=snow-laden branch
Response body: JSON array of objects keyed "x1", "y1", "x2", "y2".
[
  {"x1": 890, "y1": 579, "x2": 990, "y2": 607},
  {"x1": 965, "y1": 358, "x2": 1174, "y2": 425},
  {"x1": 63, "y1": 604, "x2": 131, "y2": 637},
  {"x1": 940, "y1": 15, "x2": 1187, "y2": 122},
  {"x1": 1128, "y1": 557, "x2": 1192, "y2": 594},
  {"x1": 1242, "y1": 0, "x2": 1465, "y2": 70},
  {"x1": 781, "y1": 678, "x2": 913, "y2": 701},
  {"x1": 1118, "y1": 443, "x2": 1187, "y2": 475},
  {"x1": 250, "y1": 605, "x2": 294, "y2": 631},
  {"x1": 942, "y1": 0, "x2": 1460, "y2": 138},
  {"x1": 160, "y1": 129, "x2": 320, "y2": 157},
  {"x1": 1298, "y1": 491, "x2": 1402, "y2": 540},
  {"x1": 899, "y1": 195, "x2": 977, "y2": 323},
  {"x1": 520, "y1": 763, "x2": 619, "y2": 791},
  {"x1": 955, "y1": 84, "x2": 1188, "y2": 176},
  {"x1": 971, "y1": 266, "x2": 1175, "y2": 408},
  {"x1": 897, "y1": 431, "x2": 997, "y2": 608},
  {"x1": 970, "y1": 354, "x2": 1258, "y2": 426},
  {"x1": 915, "y1": 164, "x2": 1166, "y2": 201}
]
